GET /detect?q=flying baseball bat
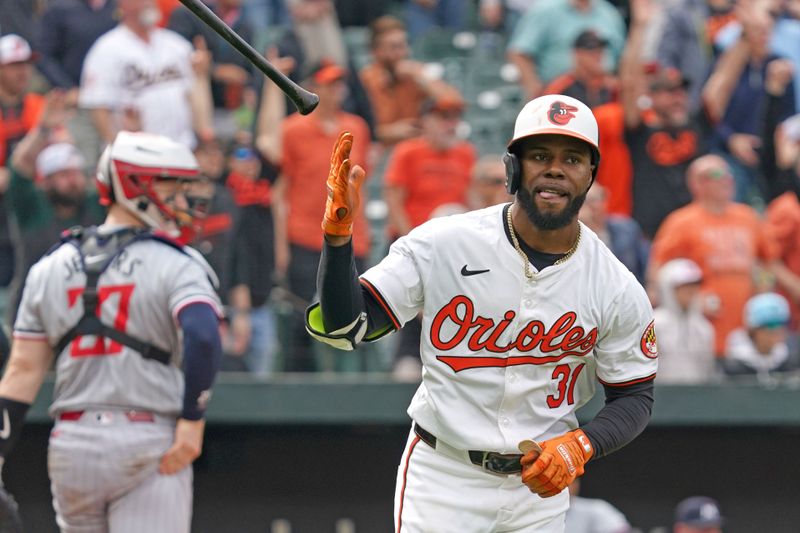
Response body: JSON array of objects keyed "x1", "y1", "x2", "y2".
[{"x1": 178, "y1": 0, "x2": 319, "y2": 115}]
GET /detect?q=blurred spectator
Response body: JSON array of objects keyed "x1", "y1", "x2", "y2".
[
  {"x1": 656, "y1": 0, "x2": 737, "y2": 112},
  {"x1": 381, "y1": 89, "x2": 474, "y2": 378},
  {"x1": 565, "y1": 479, "x2": 632, "y2": 533},
  {"x1": 384, "y1": 90, "x2": 475, "y2": 238},
  {"x1": 724, "y1": 292, "x2": 800, "y2": 379},
  {"x1": 506, "y1": 0, "x2": 626, "y2": 100},
  {"x1": 648, "y1": 154, "x2": 780, "y2": 357},
  {"x1": 284, "y1": 0, "x2": 347, "y2": 68},
  {"x1": 653, "y1": 258, "x2": 717, "y2": 384},
  {"x1": 156, "y1": 0, "x2": 181, "y2": 26},
  {"x1": 479, "y1": 0, "x2": 537, "y2": 32},
  {"x1": 0, "y1": 0, "x2": 38, "y2": 43},
  {"x1": 169, "y1": 0, "x2": 256, "y2": 141},
  {"x1": 590, "y1": 101, "x2": 633, "y2": 217},
  {"x1": 579, "y1": 184, "x2": 649, "y2": 283},
  {"x1": 35, "y1": 0, "x2": 117, "y2": 91},
  {"x1": 193, "y1": 138, "x2": 239, "y2": 302},
  {"x1": 241, "y1": 0, "x2": 289, "y2": 34},
  {"x1": 773, "y1": 0, "x2": 800, "y2": 110},
  {"x1": 543, "y1": 30, "x2": 619, "y2": 109},
  {"x1": 334, "y1": 0, "x2": 389, "y2": 27},
  {"x1": 276, "y1": 3, "x2": 374, "y2": 133},
  {"x1": 762, "y1": 70, "x2": 800, "y2": 329},
  {"x1": 0, "y1": 35, "x2": 43, "y2": 167},
  {"x1": 359, "y1": 15, "x2": 449, "y2": 146},
  {"x1": 761, "y1": 51, "x2": 800, "y2": 201},
  {"x1": 0, "y1": 34, "x2": 44, "y2": 288},
  {"x1": 469, "y1": 154, "x2": 512, "y2": 209},
  {"x1": 703, "y1": 0, "x2": 796, "y2": 205},
  {"x1": 224, "y1": 141, "x2": 280, "y2": 374},
  {"x1": 4, "y1": 92, "x2": 105, "y2": 325},
  {"x1": 79, "y1": 0, "x2": 214, "y2": 148},
  {"x1": 673, "y1": 496, "x2": 724, "y2": 533},
  {"x1": 35, "y1": 0, "x2": 117, "y2": 172},
  {"x1": 272, "y1": 59, "x2": 371, "y2": 371},
  {"x1": 404, "y1": 0, "x2": 468, "y2": 42},
  {"x1": 621, "y1": 0, "x2": 709, "y2": 240}
]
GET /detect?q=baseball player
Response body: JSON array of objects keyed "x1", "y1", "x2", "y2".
[
  {"x1": 0, "y1": 131, "x2": 223, "y2": 532},
  {"x1": 306, "y1": 94, "x2": 658, "y2": 532}
]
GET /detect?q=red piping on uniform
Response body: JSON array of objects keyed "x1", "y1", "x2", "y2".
[
  {"x1": 397, "y1": 436, "x2": 420, "y2": 533},
  {"x1": 437, "y1": 354, "x2": 587, "y2": 371},
  {"x1": 360, "y1": 279, "x2": 400, "y2": 330},
  {"x1": 599, "y1": 373, "x2": 657, "y2": 387}
]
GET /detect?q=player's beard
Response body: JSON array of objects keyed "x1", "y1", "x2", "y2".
[{"x1": 517, "y1": 186, "x2": 588, "y2": 230}]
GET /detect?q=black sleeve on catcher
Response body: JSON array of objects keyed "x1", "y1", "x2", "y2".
[
  {"x1": 318, "y1": 239, "x2": 394, "y2": 334},
  {"x1": 178, "y1": 303, "x2": 223, "y2": 421},
  {"x1": 580, "y1": 379, "x2": 654, "y2": 460},
  {"x1": 0, "y1": 398, "x2": 31, "y2": 458}
]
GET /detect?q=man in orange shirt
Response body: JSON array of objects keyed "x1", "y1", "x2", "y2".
[
  {"x1": 273, "y1": 59, "x2": 371, "y2": 371},
  {"x1": 359, "y1": 15, "x2": 448, "y2": 146},
  {"x1": 383, "y1": 91, "x2": 476, "y2": 239},
  {"x1": 0, "y1": 34, "x2": 44, "y2": 290},
  {"x1": 543, "y1": 30, "x2": 618, "y2": 110},
  {"x1": 649, "y1": 155, "x2": 782, "y2": 357}
]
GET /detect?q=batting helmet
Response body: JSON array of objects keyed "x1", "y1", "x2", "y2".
[
  {"x1": 96, "y1": 131, "x2": 209, "y2": 239},
  {"x1": 503, "y1": 94, "x2": 600, "y2": 194}
]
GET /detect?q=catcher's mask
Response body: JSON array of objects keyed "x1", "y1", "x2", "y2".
[
  {"x1": 503, "y1": 94, "x2": 600, "y2": 195},
  {"x1": 96, "y1": 131, "x2": 212, "y2": 241}
]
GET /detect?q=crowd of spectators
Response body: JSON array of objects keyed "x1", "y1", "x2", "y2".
[{"x1": 1, "y1": 0, "x2": 799, "y2": 383}]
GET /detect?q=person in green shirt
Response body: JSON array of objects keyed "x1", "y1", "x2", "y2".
[{"x1": 4, "y1": 90, "x2": 105, "y2": 325}]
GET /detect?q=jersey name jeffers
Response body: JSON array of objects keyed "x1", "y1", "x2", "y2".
[{"x1": 429, "y1": 295, "x2": 598, "y2": 372}]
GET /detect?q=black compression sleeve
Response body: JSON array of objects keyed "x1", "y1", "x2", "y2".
[
  {"x1": 318, "y1": 239, "x2": 365, "y2": 332},
  {"x1": 0, "y1": 397, "x2": 31, "y2": 458},
  {"x1": 318, "y1": 239, "x2": 395, "y2": 335},
  {"x1": 581, "y1": 379, "x2": 654, "y2": 459}
]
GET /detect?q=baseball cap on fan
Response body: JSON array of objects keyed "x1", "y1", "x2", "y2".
[
  {"x1": 306, "y1": 58, "x2": 347, "y2": 85},
  {"x1": 674, "y1": 496, "x2": 724, "y2": 527},
  {"x1": 0, "y1": 34, "x2": 39, "y2": 65},
  {"x1": 420, "y1": 88, "x2": 466, "y2": 115},
  {"x1": 744, "y1": 292, "x2": 790, "y2": 329},
  {"x1": 508, "y1": 94, "x2": 600, "y2": 175},
  {"x1": 649, "y1": 66, "x2": 690, "y2": 92},
  {"x1": 36, "y1": 143, "x2": 86, "y2": 178},
  {"x1": 573, "y1": 30, "x2": 608, "y2": 50}
]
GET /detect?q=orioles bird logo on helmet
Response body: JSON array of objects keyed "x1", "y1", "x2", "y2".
[{"x1": 547, "y1": 101, "x2": 579, "y2": 126}]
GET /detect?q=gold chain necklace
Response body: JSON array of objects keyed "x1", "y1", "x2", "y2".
[{"x1": 506, "y1": 207, "x2": 581, "y2": 280}]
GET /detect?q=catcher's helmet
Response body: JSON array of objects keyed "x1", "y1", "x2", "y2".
[
  {"x1": 503, "y1": 94, "x2": 600, "y2": 194},
  {"x1": 96, "y1": 131, "x2": 210, "y2": 239}
]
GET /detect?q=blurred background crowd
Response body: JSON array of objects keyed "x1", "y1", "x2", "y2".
[{"x1": 0, "y1": 0, "x2": 799, "y2": 388}]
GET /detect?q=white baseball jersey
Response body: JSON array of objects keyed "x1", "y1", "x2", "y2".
[
  {"x1": 362, "y1": 203, "x2": 658, "y2": 453},
  {"x1": 14, "y1": 227, "x2": 222, "y2": 417},
  {"x1": 79, "y1": 25, "x2": 196, "y2": 148}
]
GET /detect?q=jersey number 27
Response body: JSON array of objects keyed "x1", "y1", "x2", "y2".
[{"x1": 66, "y1": 284, "x2": 135, "y2": 356}]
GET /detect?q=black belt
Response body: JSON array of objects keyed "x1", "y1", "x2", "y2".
[{"x1": 413, "y1": 423, "x2": 523, "y2": 475}]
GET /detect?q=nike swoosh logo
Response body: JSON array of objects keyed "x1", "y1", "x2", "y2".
[
  {"x1": 461, "y1": 265, "x2": 490, "y2": 277},
  {"x1": 0, "y1": 409, "x2": 10, "y2": 440}
]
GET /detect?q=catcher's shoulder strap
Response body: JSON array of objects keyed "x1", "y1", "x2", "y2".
[{"x1": 52, "y1": 226, "x2": 183, "y2": 365}]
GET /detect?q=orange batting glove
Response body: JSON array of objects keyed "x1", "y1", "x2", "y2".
[
  {"x1": 322, "y1": 131, "x2": 366, "y2": 237},
  {"x1": 520, "y1": 429, "x2": 593, "y2": 498}
]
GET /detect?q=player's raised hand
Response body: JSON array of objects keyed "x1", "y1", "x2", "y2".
[
  {"x1": 159, "y1": 418, "x2": 206, "y2": 475},
  {"x1": 520, "y1": 429, "x2": 593, "y2": 498},
  {"x1": 322, "y1": 131, "x2": 366, "y2": 242}
]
